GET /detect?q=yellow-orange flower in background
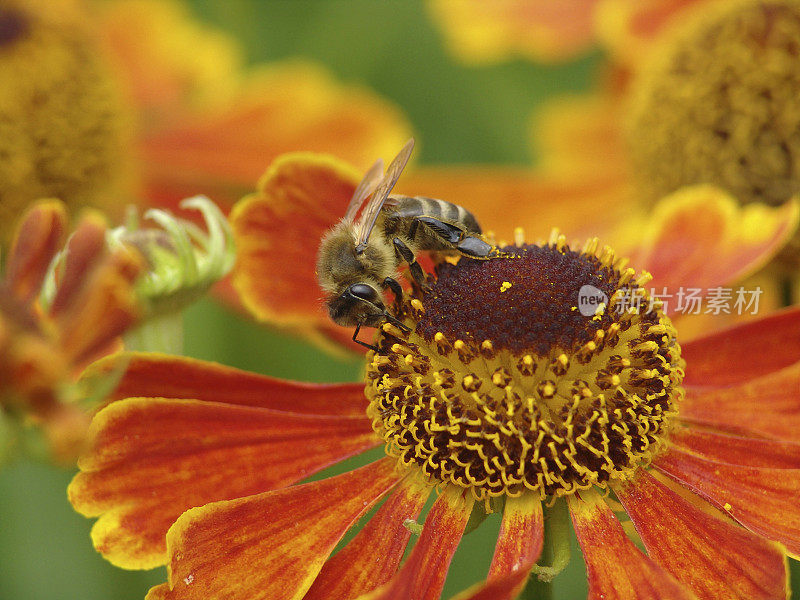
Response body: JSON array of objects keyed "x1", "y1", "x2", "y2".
[
  {"x1": 0, "y1": 201, "x2": 143, "y2": 462},
  {"x1": 0, "y1": 0, "x2": 412, "y2": 242},
  {"x1": 69, "y1": 154, "x2": 800, "y2": 600},
  {"x1": 429, "y1": 0, "x2": 800, "y2": 274}
]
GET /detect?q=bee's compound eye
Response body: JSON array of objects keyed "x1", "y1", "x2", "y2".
[{"x1": 348, "y1": 283, "x2": 379, "y2": 302}]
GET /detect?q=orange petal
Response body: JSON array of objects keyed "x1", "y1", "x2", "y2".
[
  {"x1": 69, "y1": 397, "x2": 379, "y2": 569},
  {"x1": 451, "y1": 493, "x2": 543, "y2": 600},
  {"x1": 681, "y1": 306, "x2": 800, "y2": 388},
  {"x1": 84, "y1": 351, "x2": 369, "y2": 418},
  {"x1": 49, "y1": 212, "x2": 108, "y2": 317},
  {"x1": 150, "y1": 458, "x2": 398, "y2": 600},
  {"x1": 670, "y1": 426, "x2": 800, "y2": 469},
  {"x1": 680, "y1": 362, "x2": 800, "y2": 441},
  {"x1": 304, "y1": 480, "x2": 431, "y2": 600},
  {"x1": 617, "y1": 470, "x2": 788, "y2": 600},
  {"x1": 230, "y1": 152, "x2": 360, "y2": 331},
  {"x1": 403, "y1": 168, "x2": 634, "y2": 245},
  {"x1": 5, "y1": 200, "x2": 67, "y2": 304},
  {"x1": 568, "y1": 491, "x2": 695, "y2": 600},
  {"x1": 596, "y1": 0, "x2": 706, "y2": 64},
  {"x1": 655, "y1": 447, "x2": 800, "y2": 558},
  {"x1": 630, "y1": 188, "x2": 799, "y2": 301},
  {"x1": 428, "y1": 0, "x2": 601, "y2": 64},
  {"x1": 646, "y1": 189, "x2": 799, "y2": 290},
  {"x1": 357, "y1": 488, "x2": 473, "y2": 600},
  {"x1": 141, "y1": 61, "x2": 411, "y2": 214},
  {"x1": 54, "y1": 247, "x2": 143, "y2": 366}
]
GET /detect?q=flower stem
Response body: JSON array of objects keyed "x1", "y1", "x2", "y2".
[
  {"x1": 123, "y1": 311, "x2": 184, "y2": 354},
  {"x1": 521, "y1": 499, "x2": 571, "y2": 600}
]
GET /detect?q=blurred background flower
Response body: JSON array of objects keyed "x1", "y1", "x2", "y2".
[{"x1": 2, "y1": 1, "x2": 799, "y2": 599}]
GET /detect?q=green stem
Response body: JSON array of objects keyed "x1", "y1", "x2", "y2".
[
  {"x1": 123, "y1": 311, "x2": 184, "y2": 354},
  {"x1": 521, "y1": 499, "x2": 572, "y2": 600}
]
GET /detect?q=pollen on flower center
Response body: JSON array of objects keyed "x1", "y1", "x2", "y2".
[{"x1": 365, "y1": 232, "x2": 685, "y2": 501}]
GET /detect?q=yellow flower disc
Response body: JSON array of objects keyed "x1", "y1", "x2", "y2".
[
  {"x1": 0, "y1": 0, "x2": 134, "y2": 242},
  {"x1": 366, "y1": 235, "x2": 684, "y2": 501},
  {"x1": 627, "y1": 0, "x2": 800, "y2": 215}
]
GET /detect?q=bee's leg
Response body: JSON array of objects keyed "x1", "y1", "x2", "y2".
[
  {"x1": 382, "y1": 276, "x2": 403, "y2": 301},
  {"x1": 415, "y1": 216, "x2": 501, "y2": 259},
  {"x1": 392, "y1": 237, "x2": 428, "y2": 287},
  {"x1": 384, "y1": 312, "x2": 411, "y2": 334},
  {"x1": 352, "y1": 323, "x2": 379, "y2": 352}
]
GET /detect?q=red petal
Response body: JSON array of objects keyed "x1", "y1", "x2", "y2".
[
  {"x1": 670, "y1": 427, "x2": 800, "y2": 468},
  {"x1": 617, "y1": 470, "x2": 788, "y2": 600},
  {"x1": 680, "y1": 362, "x2": 800, "y2": 441},
  {"x1": 681, "y1": 306, "x2": 800, "y2": 387},
  {"x1": 655, "y1": 447, "x2": 800, "y2": 557},
  {"x1": 84, "y1": 351, "x2": 369, "y2": 417},
  {"x1": 452, "y1": 493, "x2": 543, "y2": 600},
  {"x1": 358, "y1": 488, "x2": 473, "y2": 600},
  {"x1": 69, "y1": 397, "x2": 379, "y2": 569},
  {"x1": 5, "y1": 200, "x2": 67, "y2": 304},
  {"x1": 569, "y1": 492, "x2": 694, "y2": 600},
  {"x1": 154, "y1": 458, "x2": 399, "y2": 600},
  {"x1": 304, "y1": 481, "x2": 430, "y2": 600}
]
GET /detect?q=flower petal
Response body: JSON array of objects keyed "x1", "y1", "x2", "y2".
[
  {"x1": 617, "y1": 470, "x2": 788, "y2": 600},
  {"x1": 404, "y1": 168, "x2": 635, "y2": 245},
  {"x1": 428, "y1": 0, "x2": 601, "y2": 64},
  {"x1": 450, "y1": 493, "x2": 544, "y2": 600},
  {"x1": 229, "y1": 152, "x2": 360, "y2": 334},
  {"x1": 304, "y1": 480, "x2": 431, "y2": 600},
  {"x1": 680, "y1": 362, "x2": 800, "y2": 441},
  {"x1": 356, "y1": 488, "x2": 473, "y2": 600},
  {"x1": 53, "y1": 250, "x2": 143, "y2": 366},
  {"x1": 84, "y1": 351, "x2": 370, "y2": 417},
  {"x1": 596, "y1": 0, "x2": 706, "y2": 64},
  {"x1": 669, "y1": 426, "x2": 800, "y2": 469},
  {"x1": 147, "y1": 458, "x2": 399, "y2": 600},
  {"x1": 49, "y1": 212, "x2": 108, "y2": 316},
  {"x1": 5, "y1": 200, "x2": 67, "y2": 304},
  {"x1": 629, "y1": 188, "x2": 799, "y2": 304},
  {"x1": 69, "y1": 397, "x2": 379, "y2": 569},
  {"x1": 681, "y1": 306, "x2": 800, "y2": 387},
  {"x1": 568, "y1": 491, "x2": 695, "y2": 600},
  {"x1": 655, "y1": 447, "x2": 800, "y2": 558},
  {"x1": 141, "y1": 61, "x2": 411, "y2": 214}
]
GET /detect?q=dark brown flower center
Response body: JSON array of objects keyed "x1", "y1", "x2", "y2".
[{"x1": 366, "y1": 234, "x2": 684, "y2": 500}]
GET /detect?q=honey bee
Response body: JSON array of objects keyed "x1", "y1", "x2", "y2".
[{"x1": 316, "y1": 138, "x2": 500, "y2": 349}]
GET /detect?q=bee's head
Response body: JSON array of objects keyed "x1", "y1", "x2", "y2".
[{"x1": 326, "y1": 282, "x2": 386, "y2": 327}]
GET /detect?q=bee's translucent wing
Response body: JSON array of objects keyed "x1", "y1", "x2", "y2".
[
  {"x1": 354, "y1": 138, "x2": 415, "y2": 252},
  {"x1": 343, "y1": 158, "x2": 384, "y2": 223}
]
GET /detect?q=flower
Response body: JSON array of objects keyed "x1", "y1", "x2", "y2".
[
  {"x1": 0, "y1": 200, "x2": 143, "y2": 462},
  {"x1": 69, "y1": 155, "x2": 800, "y2": 600},
  {"x1": 0, "y1": 0, "x2": 412, "y2": 240},
  {"x1": 429, "y1": 0, "x2": 800, "y2": 271},
  {"x1": 537, "y1": 0, "x2": 800, "y2": 268},
  {"x1": 426, "y1": 0, "x2": 602, "y2": 64},
  {"x1": 230, "y1": 153, "x2": 798, "y2": 352}
]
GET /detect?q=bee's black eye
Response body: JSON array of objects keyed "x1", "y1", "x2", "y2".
[{"x1": 348, "y1": 284, "x2": 379, "y2": 303}]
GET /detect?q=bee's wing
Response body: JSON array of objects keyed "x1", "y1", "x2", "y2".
[
  {"x1": 354, "y1": 138, "x2": 415, "y2": 252},
  {"x1": 343, "y1": 158, "x2": 384, "y2": 223}
]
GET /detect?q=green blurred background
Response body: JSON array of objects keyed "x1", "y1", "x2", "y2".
[{"x1": 1, "y1": 1, "x2": 796, "y2": 599}]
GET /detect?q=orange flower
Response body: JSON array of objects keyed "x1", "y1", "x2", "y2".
[
  {"x1": 0, "y1": 200, "x2": 143, "y2": 462},
  {"x1": 230, "y1": 153, "x2": 798, "y2": 352},
  {"x1": 70, "y1": 156, "x2": 800, "y2": 600},
  {"x1": 0, "y1": 0, "x2": 411, "y2": 241}
]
